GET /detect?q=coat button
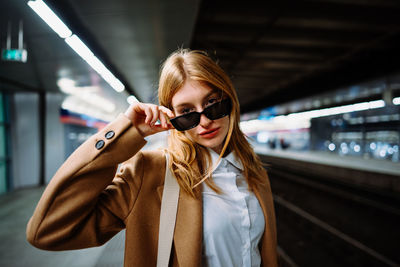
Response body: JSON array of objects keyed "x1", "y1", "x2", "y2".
[
  {"x1": 105, "y1": 130, "x2": 115, "y2": 139},
  {"x1": 95, "y1": 140, "x2": 105, "y2": 150}
]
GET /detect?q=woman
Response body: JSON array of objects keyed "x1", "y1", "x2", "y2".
[{"x1": 27, "y1": 49, "x2": 278, "y2": 266}]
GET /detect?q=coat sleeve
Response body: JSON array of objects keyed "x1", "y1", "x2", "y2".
[{"x1": 26, "y1": 114, "x2": 148, "y2": 250}]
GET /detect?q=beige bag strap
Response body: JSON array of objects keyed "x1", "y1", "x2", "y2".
[{"x1": 157, "y1": 154, "x2": 180, "y2": 267}]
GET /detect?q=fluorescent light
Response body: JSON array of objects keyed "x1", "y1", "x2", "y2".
[
  {"x1": 287, "y1": 100, "x2": 385, "y2": 120},
  {"x1": 65, "y1": 35, "x2": 125, "y2": 92},
  {"x1": 62, "y1": 96, "x2": 114, "y2": 122},
  {"x1": 57, "y1": 78, "x2": 76, "y2": 94},
  {"x1": 80, "y1": 92, "x2": 116, "y2": 113},
  {"x1": 27, "y1": 0, "x2": 72, "y2": 38},
  {"x1": 109, "y1": 77, "x2": 125, "y2": 92},
  {"x1": 393, "y1": 97, "x2": 400, "y2": 105},
  {"x1": 368, "y1": 100, "x2": 385, "y2": 109},
  {"x1": 85, "y1": 56, "x2": 109, "y2": 75},
  {"x1": 240, "y1": 99, "x2": 386, "y2": 133},
  {"x1": 65, "y1": 35, "x2": 93, "y2": 61},
  {"x1": 57, "y1": 79, "x2": 116, "y2": 113},
  {"x1": 86, "y1": 56, "x2": 125, "y2": 92},
  {"x1": 127, "y1": 95, "x2": 139, "y2": 105},
  {"x1": 28, "y1": 1, "x2": 128, "y2": 94}
]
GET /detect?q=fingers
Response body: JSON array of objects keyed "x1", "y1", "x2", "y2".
[
  {"x1": 138, "y1": 103, "x2": 174, "y2": 129},
  {"x1": 142, "y1": 104, "x2": 153, "y2": 125},
  {"x1": 159, "y1": 110, "x2": 167, "y2": 128},
  {"x1": 158, "y1": 106, "x2": 175, "y2": 129},
  {"x1": 149, "y1": 105, "x2": 159, "y2": 126},
  {"x1": 126, "y1": 102, "x2": 176, "y2": 137},
  {"x1": 139, "y1": 103, "x2": 158, "y2": 126},
  {"x1": 159, "y1": 106, "x2": 175, "y2": 118}
]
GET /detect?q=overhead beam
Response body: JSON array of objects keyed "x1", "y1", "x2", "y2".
[
  {"x1": 200, "y1": 1, "x2": 400, "y2": 26},
  {"x1": 241, "y1": 31, "x2": 400, "y2": 112}
]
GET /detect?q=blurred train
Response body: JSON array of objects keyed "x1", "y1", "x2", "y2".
[
  {"x1": 242, "y1": 99, "x2": 400, "y2": 163},
  {"x1": 311, "y1": 104, "x2": 399, "y2": 162}
]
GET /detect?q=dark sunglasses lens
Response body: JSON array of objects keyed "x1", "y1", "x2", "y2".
[
  {"x1": 170, "y1": 99, "x2": 231, "y2": 131},
  {"x1": 170, "y1": 113, "x2": 200, "y2": 131},
  {"x1": 204, "y1": 99, "x2": 231, "y2": 120}
]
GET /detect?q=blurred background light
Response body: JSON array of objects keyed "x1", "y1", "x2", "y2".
[
  {"x1": 28, "y1": 0, "x2": 128, "y2": 94},
  {"x1": 328, "y1": 143, "x2": 336, "y2": 151},
  {"x1": 240, "y1": 100, "x2": 386, "y2": 135},
  {"x1": 65, "y1": 35, "x2": 125, "y2": 93},
  {"x1": 127, "y1": 95, "x2": 139, "y2": 105},
  {"x1": 64, "y1": 34, "x2": 93, "y2": 61},
  {"x1": 27, "y1": 0, "x2": 72, "y2": 38}
]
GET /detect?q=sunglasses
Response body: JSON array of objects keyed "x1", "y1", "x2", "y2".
[{"x1": 170, "y1": 98, "x2": 232, "y2": 131}]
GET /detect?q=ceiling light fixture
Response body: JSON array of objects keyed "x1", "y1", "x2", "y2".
[
  {"x1": 240, "y1": 100, "x2": 386, "y2": 133},
  {"x1": 64, "y1": 35, "x2": 125, "y2": 92},
  {"x1": 27, "y1": 0, "x2": 127, "y2": 94},
  {"x1": 64, "y1": 34, "x2": 93, "y2": 61},
  {"x1": 127, "y1": 95, "x2": 139, "y2": 105},
  {"x1": 393, "y1": 97, "x2": 400, "y2": 105},
  {"x1": 27, "y1": 0, "x2": 72, "y2": 38},
  {"x1": 284, "y1": 100, "x2": 385, "y2": 120}
]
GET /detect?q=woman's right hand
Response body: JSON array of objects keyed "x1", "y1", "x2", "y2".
[{"x1": 124, "y1": 102, "x2": 175, "y2": 137}]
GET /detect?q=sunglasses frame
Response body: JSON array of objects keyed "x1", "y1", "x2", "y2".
[{"x1": 170, "y1": 98, "x2": 232, "y2": 131}]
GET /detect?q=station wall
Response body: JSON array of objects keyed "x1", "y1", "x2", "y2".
[
  {"x1": 9, "y1": 92, "x2": 65, "y2": 190},
  {"x1": 45, "y1": 93, "x2": 64, "y2": 184},
  {"x1": 11, "y1": 93, "x2": 40, "y2": 188}
]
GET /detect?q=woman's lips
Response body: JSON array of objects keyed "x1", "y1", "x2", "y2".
[{"x1": 199, "y1": 128, "x2": 220, "y2": 138}]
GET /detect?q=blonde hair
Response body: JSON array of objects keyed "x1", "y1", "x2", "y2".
[{"x1": 158, "y1": 49, "x2": 267, "y2": 197}]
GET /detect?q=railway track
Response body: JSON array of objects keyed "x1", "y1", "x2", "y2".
[{"x1": 267, "y1": 167, "x2": 400, "y2": 267}]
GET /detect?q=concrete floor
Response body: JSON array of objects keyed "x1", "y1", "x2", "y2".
[
  {"x1": 0, "y1": 186, "x2": 125, "y2": 267},
  {"x1": 0, "y1": 141, "x2": 167, "y2": 267}
]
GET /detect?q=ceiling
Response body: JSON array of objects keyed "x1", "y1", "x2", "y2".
[
  {"x1": 1, "y1": 0, "x2": 400, "y2": 116},
  {"x1": 191, "y1": 0, "x2": 400, "y2": 113},
  {"x1": 0, "y1": 0, "x2": 200, "y2": 118}
]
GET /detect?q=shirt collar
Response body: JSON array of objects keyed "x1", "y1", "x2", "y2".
[{"x1": 208, "y1": 148, "x2": 244, "y2": 171}]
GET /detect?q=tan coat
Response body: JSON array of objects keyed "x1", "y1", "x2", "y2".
[{"x1": 26, "y1": 114, "x2": 278, "y2": 267}]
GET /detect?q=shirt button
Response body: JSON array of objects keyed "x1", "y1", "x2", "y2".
[
  {"x1": 95, "y1": 140, "x2": 105, "y2": 150},
  {"x1": 105, "y1": 130, "x2": 115, "y2": 139}
]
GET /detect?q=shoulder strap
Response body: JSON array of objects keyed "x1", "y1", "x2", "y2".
[{"x1": 157, "y1": 154, "x2": 180, "y2": 267}]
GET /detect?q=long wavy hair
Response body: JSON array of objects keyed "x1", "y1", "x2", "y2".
[{"x1": 158, "y1": 49, "x2": 267, "y2": 197}]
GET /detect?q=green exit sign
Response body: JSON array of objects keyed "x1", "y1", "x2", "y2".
[{"x1": 2, "y1": 49, "x2": 27, "y2": 62}]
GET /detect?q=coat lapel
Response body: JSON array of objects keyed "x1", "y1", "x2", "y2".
[
  {"x1": 173, "y1": 185, "x2": 203, "y2": 266},
  {"x1": 156, "y1": 182, "x2": 203, "y2": 267}
]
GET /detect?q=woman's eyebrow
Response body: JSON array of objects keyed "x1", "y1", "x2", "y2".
[
  {"x1": 173, "y1": 91, "x2": 218, "y2": 109},
  {"x1": 173, "y1": 102, "x2": 192, "y2": 109}
]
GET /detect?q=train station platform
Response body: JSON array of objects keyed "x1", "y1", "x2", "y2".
[
  {"x1": 0, "y1": 187, "x2": 125, "y2": 267},
  {"x1": 253, "y1": 145, "x2": 400, "y2": 194},
  {"x1": 254, "y1": 146, "x2": 400, "y2": 177}
]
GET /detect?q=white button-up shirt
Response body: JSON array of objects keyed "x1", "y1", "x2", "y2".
[{"x1": 202, "y1": 149, "x2": 265, "y2": 267}]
